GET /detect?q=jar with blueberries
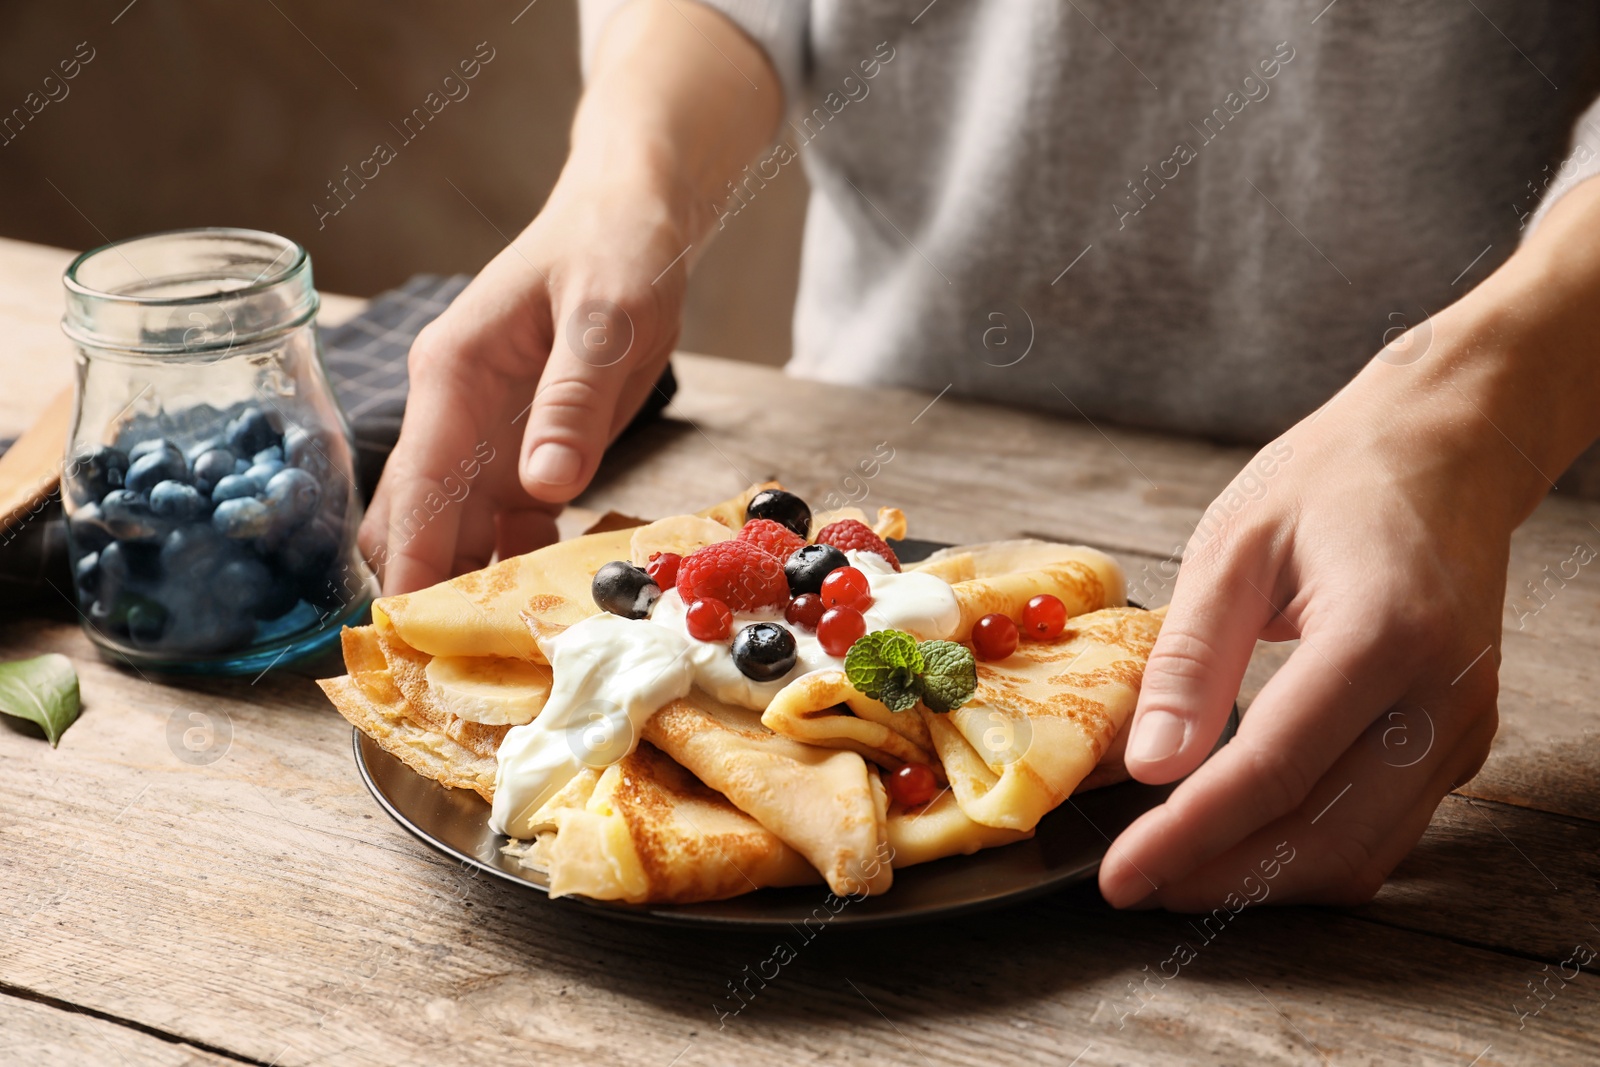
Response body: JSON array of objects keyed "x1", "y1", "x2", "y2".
[{"x1": 60, "y1": 228, "x2": 376, "y2": 672}]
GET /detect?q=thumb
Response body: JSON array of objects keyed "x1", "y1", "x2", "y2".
[
  {"x1": 1126, "y1": 535, "x2": 1274, "y2": 783},
  {"x1": 520, "y1": 294, "x2": 644, "y2": 503}
]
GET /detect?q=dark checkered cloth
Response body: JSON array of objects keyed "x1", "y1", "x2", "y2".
[{"x1": 320, "y1": 273, "x2": 471, "y2": 492}]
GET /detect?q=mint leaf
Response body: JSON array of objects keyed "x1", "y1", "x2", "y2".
[
  {"x1": 844, "y1": 630, "x2": 925, "y2": 711},
  {"x1": 919, "y1": 640, "x2": 977, "y2": 713},
  {"x1": 0, "y1": 654, "x2": 81, "y2": 747},
  {"x1": 876, "y1": 672, "x2": 923, "y2": 714}
]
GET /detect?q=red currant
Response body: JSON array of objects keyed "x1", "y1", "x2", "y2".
[
  {"x1": 817, "y1": 606, "x2": 867, "y2": 657},
  {"x1": 647, "y1": 551, "x2": 682, "y2": 590},
  {"x1": 820, "y1": 566, "x2": 872, "y2": 611},
  {"x1": 972, "y1": 612, "x2": 1019, "y2": 661},
  {"x1": 885, "y1": 763, "x2": 938, "y2": 808},
  {"x1": 1022, "y1": 593, "x2": 1066, "y2": 640},
  {"x1": 785, "y1": 593, "x2": 825, "y2": 631},
  {"x1": 685, "y1": 597, "x2": 733, "y2": 641}
]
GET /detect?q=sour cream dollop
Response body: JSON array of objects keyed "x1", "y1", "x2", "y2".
[{"x1": 488, "y1": 551, "x2": 959, "y2": 836}]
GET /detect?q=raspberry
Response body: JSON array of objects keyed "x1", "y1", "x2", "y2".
[
  {"x1": 676, "y1": 540, "x2": 789, "y2": 612},
  {"x1": 737, "y1": 518, "x2": 807, "y2": 563},
  {"x1": 814, "y1": 519, "x2": 900, "y2": 571}
]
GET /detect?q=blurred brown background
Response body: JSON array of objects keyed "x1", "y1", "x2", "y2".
[{"x1": 0, "y1": 0, "x2": 805, "y2": 366}]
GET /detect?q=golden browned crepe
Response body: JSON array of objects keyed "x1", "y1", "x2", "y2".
[
  {"x1": 924, "y1": 606, "x2": 1164, "y2": 831},
  {"x1": 504, "y1": 743, "x2": 820, "y2": 903},
  {"x1": 760, "y1": 669, "x2": 938, "y2": 769},
  {"x1": 944, "y1": 544, "x2": 1127, "y2": 643},
  {"x1": 885, "y1": 789, "x2": 1033, "y2": 867},
  {"x1": 320, "y1": 628, "x2": 499, "y2": 799},
  {"x1": 643, "y1": 691, "x2": 893, "y2": 896}
]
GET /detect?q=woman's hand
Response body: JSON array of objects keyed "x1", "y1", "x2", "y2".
[
  {"x1": 1100, "y1": 175, "x2": 1600, "y2": 907},
  {"x1": 359, "y1": 184, "x2": 691, "y2": 593},
  {"x1": 359, "y1": 0, "x2": 781, "y2": 594}
]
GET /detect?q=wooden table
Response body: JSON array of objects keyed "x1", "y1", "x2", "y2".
[{"x1": 1, "y1": 238, "x2": 1596, "y2": 1066}]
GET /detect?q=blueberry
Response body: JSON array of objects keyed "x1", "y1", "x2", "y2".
[
  {"x1": 263, "y1": 468, "x2": 320, "y2": 527},
  {"x1": 215, "y1": 555, "x2": 273, "y2": 612},
  {"x1": 732, "y1": 622, "x2": 797, "y2": 682},
  {"x1": 161, "y1": 523, "x2": 237, "y2": 575},
  {"x1": 126, "y1": 597, "x2": 169, "y2": 646},
  {"x1": 591, "y1": 560, "x2": 660, "y2": 619},
  {"x1": 784, "y1": 543, "x2": 849, "y2": 596},
  {"x1": 99, "y1": 540, "x2": 162, "y2": 583},
  {"x1": 70, "y1": 502, "x2": 115, "y2": 553},
  {"x1": 244, "y1": 460, "x2": 285, "y2": 492},
  {"x1": 74, "y1": 552, "x2": 100, "y2": 597},
  {"x1": 213, "y1": 497, "x2": 274, "y2": 539},
  {"x1": 191, "y1": 448, "x2": 236, "y2": 494},
  {"x1": 128, "y1": 437, "x2": 178, "y2": 463},
  {"x1": 745, "y1": 489, "x2": 812, "y2": 538},
  {"x1": 100, "y1": 490, "x2": 165, "y2": 541},
  {"x1": 210, "y1": 474, "x2": 257, "y2": 503},
  {"x1": 125, "y1": 449, "x2": 188, "y2": 495},
  {"x1": 184, "y1": 436, "x2": 227, "y2": 465},
  {"x1": 65, "y1": 445, "x2": 129, "y2": 505},
  {"x1": 149, "y1": 480, "x2": 207, "y2": 522},
  {"x1": 272, "y1": 514, "x2": 344, "y2": 605},
  {"x1": 225, "y1": 408, "x2": 280, "y2": 458},
  {"x1": 252, "y1": 445, "x2": 284, "y2": 466},
  {"x1": 283, "y1": 425, "x2": 332, "y2": 478}
]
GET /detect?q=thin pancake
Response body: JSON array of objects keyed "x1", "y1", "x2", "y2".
[
  {"x1": 885, "y1": 789, "x2": 1033, "y2": 868},
  {"x1": 947, "y1": 547, "x2": 1126, "y2": 642},
  {"x1": 375, "y1": 484, "x2": 772, "y2": 663},
  {"x1": 319, "y1": 629, "x2": 498, "y2": 800},
  {"x1": 925, "y1": 606, "x2": 1163, "y2": 831},
  {"x1": 761, "y1": 669, "x2": 937, "y2": 770},
  {"x1": 643, "y1": 691, "x2": 893, "y2": 896},
  {"x1": 505, "y1": 742, "x2": 819, "y2": 903}
]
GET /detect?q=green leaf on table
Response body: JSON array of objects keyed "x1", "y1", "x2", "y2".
[{"x1": 0, "y1": 653, "x2": 82, "y2": 747}]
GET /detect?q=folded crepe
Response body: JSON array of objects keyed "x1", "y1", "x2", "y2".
[
  {"x1": 504, "y1": 742, "x2": 819, "y2": 903},
  {"x1": 760, "y1": 669, "x2": 938, "y2": 770},
  {"x1": 321, "y1": 627, "x2": 499, "y2": 799},
  {"x1": 375, "y1": 485, "x2": 771, "y2": 663},
  {"x1": 925, "y1": 606, "x2": 1165, "y2": 831},
  {"x1": 885, "y1": 788, "x2": 1033, "y2": 868},
  {"x1": 643, "y1": 691, "x2": 894, "y2": 896},
  {"x1": 942, "y1": 543, "x2": 1128, "y2": 643}
]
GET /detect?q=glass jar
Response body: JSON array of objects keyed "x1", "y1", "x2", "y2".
[{"x1": 60, "y1": 227, "x2": 376, "y2": 673}]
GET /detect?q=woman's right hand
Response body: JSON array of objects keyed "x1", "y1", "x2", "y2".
[{"x1": 357, "y1": 0, "x2": 783, "y2": 594}]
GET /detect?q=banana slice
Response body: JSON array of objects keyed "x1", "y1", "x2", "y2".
[
  {"x1": 629, "y1": 513, "x2": 735, "y2": 566},
  {"x1": 424, "y1": 655, "x2": 553, "y2": 726}
]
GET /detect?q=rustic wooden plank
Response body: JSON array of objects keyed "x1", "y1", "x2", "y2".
[
  {"x1": 0, "y1": 991, "x2": 247, "y2": 1066},
  {"x1": 2, "y1": 618, "x2": 1598, "y2": 1066}
]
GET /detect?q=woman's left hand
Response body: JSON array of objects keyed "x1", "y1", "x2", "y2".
[{"x1": 1097, "y1": 288, "x2": 1568, "y2": 909}]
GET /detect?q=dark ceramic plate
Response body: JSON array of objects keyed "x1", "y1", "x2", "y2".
[{"x1": 351, "y1": 537, "x2": 1239, "y2": 928}]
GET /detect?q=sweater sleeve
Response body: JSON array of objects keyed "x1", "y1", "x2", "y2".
[
  {"x1": 577, "y1": 0, "x2": 808, "y2": 107},
  {"x1": 1520, "y1": 93, "x2": 1600, "y2": 238}
]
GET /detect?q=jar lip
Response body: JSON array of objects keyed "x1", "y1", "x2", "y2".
[{"x1": 63, "y1": 226, "x2": 308, "y2": 306}]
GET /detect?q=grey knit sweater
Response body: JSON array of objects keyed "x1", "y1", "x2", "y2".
[{"x1": 581, "y1": 1, "x2": 1600, "y2": 451}]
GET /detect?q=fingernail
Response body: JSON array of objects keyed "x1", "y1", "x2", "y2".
[
  {"x1": 525, "y1": 443, "x2": 582, "y2": 487},
  {"x1": 1128, "y1": 710, "x2": 1186, "y2": 763}
]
